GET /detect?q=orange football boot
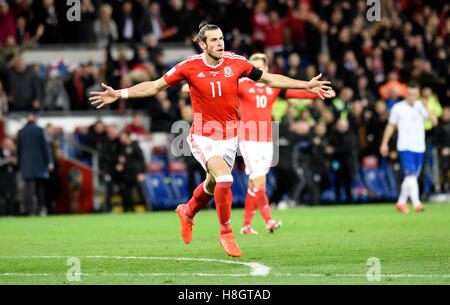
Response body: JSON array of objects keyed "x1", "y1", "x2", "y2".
[
  {"x1": 219, "y1": 233, "x2": 242, "y2": 257},
  {"x1": 240, "y1": 226, "x2": 259, "y2": 235},
  {"x1": 266, "y1": 220, "x2": 282, "y2": 233},
  {"x1": 414, "y1": 203, "x2": 425, "y2": 212},
  {"x1": 396, "y1": 203, "x2": 409, "y2": 213},
  {"x1": 176, "y1": 204, "x2": 195, "y2": 243}
]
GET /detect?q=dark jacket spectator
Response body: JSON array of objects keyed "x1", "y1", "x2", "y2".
[
  {"x1": 17, "y1": 113, "x2": 53, "y2": 215},
  {"x1": 117, "y1": 132, "x2": 146, "y2": 183},
  {"x1": 44, "y1": 124, "x2": 62, "y2": 214},
  {"x1": 7, "y1": 58, "x2": 41, "y2": 111},
  {"x1": 149, "y1": 91, "x2": 179, "y2": 132},
  {"x1": 80, "y1": 120, "x2": 106, "y2": 162},
  {"x1": 65, "y1": 0, "x2": 97, "y2": 43},
  {"x1": 116, "y1": 1, "x2": 141, "y2": 43},
  {"x1": 270, "y1": 105, "x2": 300, "y2": 205},
  {"x1": 139, "y1": 1, "x2": 176, "y2": 42},
  {"x1": 17, "y1": 114, "x2": 52, "y2": 179},
  {"x1": 116, "y1": 131, "x2": 146, "y2": 212},
  {"x1": 434, "y1": 106, "x2": 450, "y2": 192},
  {"x1": 64, "y1": 65, "x2": 95, "y2": 110},
  {"x1": 100, "y1": 124, "x2": 121, "y2": 212},
  {"x1": 105, "y1": 45, "x2": 132, "y2": 94},
  {"x1": 0, "y1": 137, "x2": 18, "y2": 215},
  {"x1": 100, "y1": 125, "x2": 121, "y2": 179},
  {"x1": 163, "y1": 0, "x2": 194, "y2": 42},
  {"x1": 327, "y1": 119, "x2": 356, "y2": 203},
  {"x1": 32, "y1": 0, "x2": 64, "y2": 44}
]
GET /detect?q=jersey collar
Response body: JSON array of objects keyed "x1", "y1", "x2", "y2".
[{"x1": 202, "y1": 53, "x2": 224, "y2": 69}]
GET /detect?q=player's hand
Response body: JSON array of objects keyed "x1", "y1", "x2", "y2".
[
  {"x1": 137, "y1": 173, "x2": 146, "y2": 183},
  {"x1": 442, "y1": 147, "x2": 450, "y2": 157},
  {"x1": 380, "y1": 143, "x2": 389, "y2": 157},
  {"x1": 90, "y1": 83, "x2": 120, "y2": 109},
  {"x1": 36, "y1": 24, "x2": 45, "y2": 37},
  {"x1": 322, "y1": 88, "x2": 336, "y2": 99},
  {"x1": 306, "y1": 73, "x2": 332, "y2": 100}
]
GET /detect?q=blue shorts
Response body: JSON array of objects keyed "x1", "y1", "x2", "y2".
[{"x1": 399, "y1": 150, "x2": 424, "y2": 177}]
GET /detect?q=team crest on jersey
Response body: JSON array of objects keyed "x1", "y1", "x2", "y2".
[
  {"x1": 224, "y1": 66, "x2": 233, "y2": 77},
  {"x1": 266, "y1": 87, "x2": 273, "y2": 95},
  {"x1": 249, "y1": 88, "x2": 255, "y2": 93}
]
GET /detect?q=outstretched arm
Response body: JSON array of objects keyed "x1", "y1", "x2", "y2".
[
  {"x1": 90, "y1": 77, "x2": 171, "y2": 109},
  {"x1": 284, "y1": 88, "x2": 336, "y2": 100},
  {"x1": 257, "y1": 72, "x2": 332, "y2": 99}
]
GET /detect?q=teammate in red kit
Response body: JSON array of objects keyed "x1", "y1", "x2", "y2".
[
  {"x1": 238, "y1": 53, "x2": 336, "y2": 235},
  {"x1": 90, "y1": 23, "x2": 332, "y2": 257}
]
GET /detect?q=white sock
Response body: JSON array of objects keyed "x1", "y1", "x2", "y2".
[
  {"x1": 397, "y1": 178, "x2": 409, "y2": 205},
  {"x1": 407, "y1": 175, "x2": 421, "y2": 207}
]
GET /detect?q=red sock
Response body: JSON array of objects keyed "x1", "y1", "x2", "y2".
[
  {"x1": 186, "y1": 182, "x2": 213, "y2": 218},
  {"x1": 255, "y1": 188, "x2": 272, "y2": 224},
  {"x1": 243, "y1": 190, "x2": 257, "y2": 227},
  {"x1": 215, "y1": 176, "x2": 233, "y2": 235}
]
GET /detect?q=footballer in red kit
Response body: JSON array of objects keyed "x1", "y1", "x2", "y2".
[
  {"x1": 90, "y1": 23, "x2": 332, "y2": 257},
  {"x1": 164, "y1": 51, "x2": 255, "y2": 141},
  {"x1": 238, "y1": 53, "x2": 336, "y2": 235}
]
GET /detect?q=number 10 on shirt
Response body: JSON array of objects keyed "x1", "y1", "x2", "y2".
[
  {"x1": 210, "y1": 81, "x2": 222, "y2": 98},
  {"x1": 256, "y1": 95, "x2": 267, "y2": 108}
]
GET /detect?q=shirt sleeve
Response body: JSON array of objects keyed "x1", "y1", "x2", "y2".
[
  {"x1": 239, "y1": 57, "x2": 261, "y2": 80},
  {"x1": 388, "y1": 105, "x2": 400, "y2": 125},
  {"x1": 418, "y1": 103, "x2": 429, "y2": 119},
  {"x1": 163, "y1": 60, "x2": 187, "y2": 86}
]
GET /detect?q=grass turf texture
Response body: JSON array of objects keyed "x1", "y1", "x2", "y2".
[{"x1": 0, "y1": 203, "x2": 449, "y2": 285}]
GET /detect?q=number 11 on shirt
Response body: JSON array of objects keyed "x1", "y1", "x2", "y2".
[{"x1": 210, "y1": 81, "x2": 222, "y2": 98}]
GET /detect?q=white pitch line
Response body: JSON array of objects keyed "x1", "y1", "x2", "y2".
[
  {"x1": 0, "y1": 255, "x2": 271, "y2": 277},
  {"x1": 1, "y1": 256, "x2": 448, "y2": 279},
  {"x1": 272, "y1": 273, "x2": 450, "y2": 278},
  {"x1": 0, "y1": 273, "x2": 51, "y2": 277},
  {"x1": 0, "y1": 272, "x2": 449, "y2": 278}
]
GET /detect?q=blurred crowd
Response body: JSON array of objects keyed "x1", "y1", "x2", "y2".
[
  {"x1": 0, "y1": 0, "x2": 449, "y2": 212},
  {"x1": 0, "y1": 113, "x2": 152, "y2": 215}
]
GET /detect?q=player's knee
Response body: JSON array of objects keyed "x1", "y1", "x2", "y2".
[
  {"x1": 250, "y1": 175, "x2": 266, "y2": 190},
  {"x1": 207, "y1": 156, "x2": 231, "y2": 178},
  {"x1": 248, "y1": 179, "x2": 255, "y2": 190}
]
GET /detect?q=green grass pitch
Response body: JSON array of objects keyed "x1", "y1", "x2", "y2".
[{"x1": 0, "y1": 203, "x2": 449, "y2": 285}]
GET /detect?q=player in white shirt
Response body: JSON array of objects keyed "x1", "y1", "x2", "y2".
[{"x1": 380, "y1": 83, "x2": 437, "y2": 213}]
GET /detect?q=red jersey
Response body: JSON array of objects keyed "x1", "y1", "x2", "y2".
[
  {"x1": 124, "y1": 124, "x2": 146, "y2": 135},
  {"x1": 238, "y1": 78, "x2": 319, "y2": 142},
  {"x1": 264, "y1": 19, "x2": 288, "y2": 49},
  {"x1": 163, "y1": 52, "x2": 255, "y2": 140}
]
